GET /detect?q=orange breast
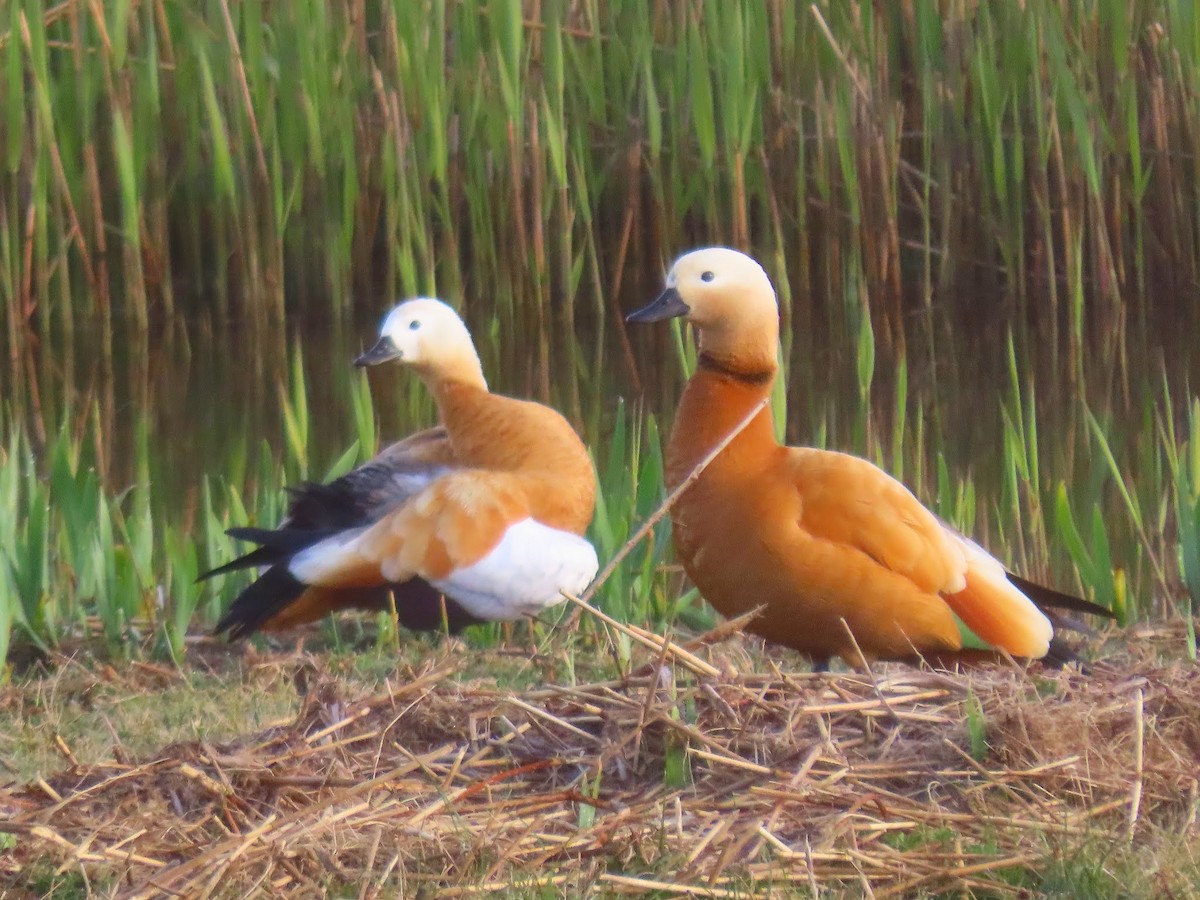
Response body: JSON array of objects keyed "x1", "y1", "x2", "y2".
[{"x1": 666, "y1": 368, "x2": 963, "y2": 664}]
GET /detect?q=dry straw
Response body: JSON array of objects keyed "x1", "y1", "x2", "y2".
[{"x1": 1, "y1": 628, "x2": 1197, "y2": 896}]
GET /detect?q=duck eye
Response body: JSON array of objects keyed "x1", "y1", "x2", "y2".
[
  {"x1": 700, "y1": 271, "x2": 715, "y2": 282},
  {"x1": 409, "y1": 320, "x2": 421, "y2": 330}
]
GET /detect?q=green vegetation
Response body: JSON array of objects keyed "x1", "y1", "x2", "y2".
[
  {"x1": 0, "y1": 372, "x2": 681, "y2": 669},
  {"x1": 7, "y1": 339, "x2": 1200, "y2": 669},
  {"x1": 3, "y1": 0, "x2": 1200, "y2": 666},
  {"x1": 6, "y1": 3, "x2": 1200, "y2": 894}
]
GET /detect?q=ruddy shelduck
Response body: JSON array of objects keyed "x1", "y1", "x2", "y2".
[
  {"x1": 206, "y1": 298, "x2": 599, "y2": 639},
  {"x1": 627, "y1": 248, "x2": 1113, "y2": 668}
]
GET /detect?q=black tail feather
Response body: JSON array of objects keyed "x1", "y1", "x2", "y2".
[
  {"x1": 225, "y1": 526, "x2": 339, "y2": 553},
  {"x1": 1007, "y1": 572, "x2": 1117, "y2": 620},
  {"x1": 1042, "y1": 635, "x2": 1083, "y2": 667},
  {"x1": 214, "y1": 565, "x2": 308, "y2": 640},
  {"x1": 197, "y1": 545, "x2": 280, "y2": 582},
  {"x1": 1039, "y1": 635, "x2": 1097, "y2": 674},
  {"x1": 210, "y1": 523, "x2": 488, "y2": 640},
  {"x1": 199, "y1": 525, "x2": 338, "y2": 584},
  {"x1": 214, "y1": 566, "x2": 487, "y2": 641}
]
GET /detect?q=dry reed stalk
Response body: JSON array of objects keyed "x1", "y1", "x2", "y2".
[{"x1": 1, "y1": 639, "x2": 1197, "y2": 897}]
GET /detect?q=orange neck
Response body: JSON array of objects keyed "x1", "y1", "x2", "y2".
[
  {"x1": 433, "y1": 380, "x2": 517, "y2": 468},
  {"x1": 666, "y1": 358, "x2": 778, "y2": 489}
]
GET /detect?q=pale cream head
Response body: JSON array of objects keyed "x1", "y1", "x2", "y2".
[
  {"x1": 629, "y1": 247, "x2": 780, "y2": 374},
  {"x1": 665, "y1": 247, "x2": 778, "y2": 329},
  {"x1": 355, "y1": 298, "x2": 487, "y2": 389}
]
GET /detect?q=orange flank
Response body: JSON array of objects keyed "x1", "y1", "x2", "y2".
[
  {"x1": 204, "y1": 298, "x2": 598, "y2": 639},
  {"x1": 627, "y1": 248, "x2": 1114, "y2": 668}
]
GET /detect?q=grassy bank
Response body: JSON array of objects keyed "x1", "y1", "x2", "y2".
[{"x1": 2, "y1": 630, "x2": 1198, "y2": 897}]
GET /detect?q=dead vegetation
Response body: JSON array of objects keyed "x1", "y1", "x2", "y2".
[{"x1": 0, "y1": 621, "x2": 1198, "y2": 898}]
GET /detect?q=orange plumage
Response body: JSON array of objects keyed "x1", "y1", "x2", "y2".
[
  {"x1": 206, "y1": 298, "x2": 597, "y2": 639},
  {"x1": 628, "y1": 248, "x2": 1112, "y2": 667}
]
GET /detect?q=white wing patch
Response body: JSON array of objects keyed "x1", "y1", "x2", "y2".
[
  {"x1": 288, "y1": 527, "x2": 370, "y2": 584},
  {"x1": 430, "y1": 518, "x2": 599, "y2": 620},
  {"x1": 387, "y1": 466, "x2": 453, "y2": 497}
]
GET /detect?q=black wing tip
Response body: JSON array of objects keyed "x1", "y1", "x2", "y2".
[
  {"x1": 226, "y1": 525, "x2": 339, "y2": 553},
  {"x1": 197, "y1": 546, "x2": 278, "y2": 583},
  {"x1": 226, "y1": 526, "x2": 278, "y2": 543},
  {"x1": 1007, "y1": 572, "x2": 1119, "y2": 620},
  {"x1": 213, "y1": 617, "x2": 253, "y2": 641},
  {"x1": 214, "y1": 565, "x2": 307, "y2": 641},
  {"x1": 199, "y1": 528, "x2": 317, "y2": 584},
  {"x1": 1039, "y1": 635, "x2": 1104, "y2": 675}
]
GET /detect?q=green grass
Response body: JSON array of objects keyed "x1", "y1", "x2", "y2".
[{"x1": 0, "y1": 658, "x2": 301, "y2": 783}]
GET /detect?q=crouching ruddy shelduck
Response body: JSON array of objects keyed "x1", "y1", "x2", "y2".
[
  {"x1": 627, "y1": 248, "x2": 1114, "y2": 669},
  {"x1": 205, "y1": 298, "x2": 599, "y2": 639}
]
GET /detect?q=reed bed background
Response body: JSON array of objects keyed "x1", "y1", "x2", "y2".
[{"x1": 3, "y1": 0, "x2": 1200, "y2": 666}]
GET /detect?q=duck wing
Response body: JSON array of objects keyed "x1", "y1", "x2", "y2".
[
  {"x1": 787, "y1": 448, "x2": 1062, "y2": 658},
  {"x1": 287, "y1": 471, "x2": 598, "y2": 622},
  {"x1": 787, "y1": 447, "x2": 968, "y2": 595},
  {"x1": 209, "y1": 427, "x2": 494, "y2": 638},
  {"x1": 200, "y1": 427, "x2": 455, "y2": 580}
]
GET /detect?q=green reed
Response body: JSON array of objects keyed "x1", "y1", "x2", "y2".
[
  {"x1": 6, "y1": 2, "x2": 1200, "y2": 377},
  {"x1": 2, "y1": 325, "x2": 1198, "y2": 672},
  {"x1": 4, "y1": 2, "x2": 1200, "y2": 667}
]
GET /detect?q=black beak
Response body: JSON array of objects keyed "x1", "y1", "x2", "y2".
[
  {"x1": 354, "y1": 335, "x2": 402, "y2": 367},
  {"x1": 626, "y1": 287, "x2": 689, "y2": 324}
]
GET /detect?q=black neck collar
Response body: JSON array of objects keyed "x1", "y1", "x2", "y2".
[{"x1": 697, "y1": 352, "x2": 775, "y2": 387}]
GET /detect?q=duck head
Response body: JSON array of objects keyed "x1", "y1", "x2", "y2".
[
  {"x1": 628, "y1": 248, "x2": 779, "y2": 375},
  {"x1": 355, "y1": 298, "x2": 487, "y2": 389}
]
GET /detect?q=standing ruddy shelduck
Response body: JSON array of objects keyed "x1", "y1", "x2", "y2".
[
  {"x1": 205, "y1": 298, "x2": 599, "y2": 639},
  {"x1": 627, "y1": 248, "x2": 1113, "y2": 668}
]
